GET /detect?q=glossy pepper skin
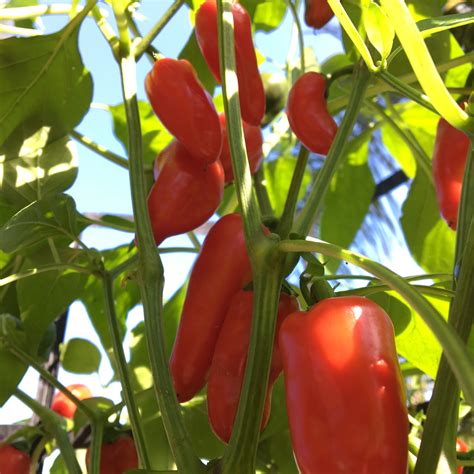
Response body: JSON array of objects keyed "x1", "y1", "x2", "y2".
[
  {"x1": 287, "y1": 71, "x2": 337, "y2": 155},
  {"x1": 279, "y1": 296, "x2": 408, "y2": 474},
  {"x1": 148, "y1": 140, "x2": 224, "y2": 245},
  {"x1": 432, "y1": 116, "x2": 470, "y2": 230},
  {"x1": 304, "y1": 0, "x2": 334, "y2": 29},
  {"x1": 86, "y1": 436, "x2": 138, "y2": 474},
  {"x1": 51, "y1": 383, "x2": 92, "y2": 419},
  {"x1": 170, "y1": 213, "x2": 254, "y2": 402},
  {"x1": 218, "y1": 112, "x2": 263, "y2": 183},
  {"x1": 195, "y1": 0, "x2": 265, "y2": 126},
  {"x1": 0, "y1": 444, "x2": 31, "y2": 474},
  {"x1": 207, "y1": 290, "x2": 299, "y2": 443},
  {"x1": 145, "y1": 57, "x2": 222, "y2": 165}
]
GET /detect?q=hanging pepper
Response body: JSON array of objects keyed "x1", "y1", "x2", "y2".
[
  {"x1": 279, "y1": 296, "x2": 408, "y2": 474},
  {"x1": 304, "y1": 0, "x2": 334, "y2": 29}
]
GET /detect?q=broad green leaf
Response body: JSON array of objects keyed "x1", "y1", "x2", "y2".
[
  {"x1": 73, "y1": 396, "x2": 115, "y2": 435},
  {"x1": 129, "y1": 283, "x2": 187, "y2": 390},
  {"x1": 60, "y1": 337, "x2": 101, "y2": 374},
  {"x1": 0, "y1": 132, "x2": 78, "y2": 207},
  {"x1": 0, "y1": 26, "x2": 92, "y2": 148},
  {"x1": 363, "y1": 2, "x2": 394, "y2": 62},
  {"x1": 252, "y1": 0, "x2": 287, "y2": 32},
  {"x1": 264, "y1": 152, "x2": 312, "y2": 217},
  {"x1": 110, "y1": 101, "x2": 172, "y2": 166},
  {"x1": 370, "y1": 290, "x2": 449, "y2": 377},
  {"x1": 321, "y1": 132, "x2": 374, "y2": 262},
  {"x1": 0, "y1": 194, "x2": 81, "y2": 253},
  {"x1": 81, "y1": 246, "x2": 140, "y2": 370},
  {"x1": 401, "y1": 172, "x2": 455, "y2": 274},
  {"x1": 179, "y1": 33, "x2": 216, "y2": 94}
]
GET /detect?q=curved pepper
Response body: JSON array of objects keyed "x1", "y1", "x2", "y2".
[
  {"x1": 170, "y1": 213, "x2": 254, "y2": 402},
  {"x1": 207, "y1": 289, "x2": 299, "y2": 443},
  {"x1": 218, "y1": 112, "x2": 263, "y2": 183},
  {"x1": 304, "y1": 0, "x2": 334, "y2": 29},
  {"x1": 86, "y1": 436, "x2": 138, "y2": 474},
  {"x1": 195, "y1": 0, "x2": 265, "y2": 126},
  {"x1": 0, "y1": 445, "x2": 31, "y2": 474},
  {"x1": 279, "y1": 296, "x2": 408, "y2": 474},
  {"x1": 148, "y1": 141, "x2": 224, "y2": 246},
  {"x1": 145, "y1": 57, "x2": 222, "y2": 165},
  {"x1": 287, "y1": 71, "x2": 337, "y2": 155},
  {"x1": 432, "y1": 115, "x2": 470, "y2": 230}
]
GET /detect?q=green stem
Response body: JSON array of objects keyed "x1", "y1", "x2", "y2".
[
  {"x1": 216, "y1": 0, "x2": 264, "y2": 259},
  {"x1": 91, "y1": 5, "x2": 120, "y2": 59},
  {"x1": 187, "y1": 232, "x2": 201, "y2": 251},
  {"x1": 279, "y1": 238, "x2": 474, "y2": 406},
  {"x1": 253, "y1": 167, "x2": 274, "y2": 217},
  {"x1": 112, "y1": 0, "x2": 204, "y2": 469},
  {"x1": 368, "y1": 100, "x2": 432, "y2": 180},
  {"x1": 0, "y1": 24, "x2": 41, "y2": 36},
  {"x1": 328, "y1": 52, "x2": 474, "y2": 114},
  {"x1": 278, "y1": 145, "x2": 309, "y2": 237},
  {"x1": 101, "y1": 270, "x2": 150, "y2": 469},
  {"x1": 134, "y1": 0, "x2": 185, "y2": 60},
  {"x1": 285, "y1": 0, "x2": 305, "y2": 73},
  {"x1": 222, "y1": 245, "x2": 285, "y2": 474},
  {"x1": 89, "y1": 421, "x2": 104, "y2": 474},
  {"x1": 15, "y1": 389, "x2": 81, "y2": 474},
  {"x1": 337, "y1": 283, "x2": 454, "y2": 299},
  {"x1": 378, "y1": 71, "x2": 436, "y2": 114},
  {"x1": 379, "y1": 0, "x2": 473, "y2": 132},
  {"x1": 70, "y1": 130, "x2": 129, "y2": 169},
  {"x1": 295, "y1": 61, "x2": 371, "y2": 236},
  {"x1": 0, "y1": 3, "x2": 104, "y2": 19},
  {"x1": 327, "y1": 0, "x2": 377, "y2": 71}
]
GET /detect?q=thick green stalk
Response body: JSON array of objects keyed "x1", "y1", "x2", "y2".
[
  {"x1": 89, "y1": 420, "x2": 104, "y2": 474},
  {"x1": 379, "y1": 0, "x2": 473, "y2": 132},
  {"x1": 112, "y1": 0, "x2": 204, "y2": 469},
  {"x1": 101, "y1": 270, "x2": 150, "y2": 469},
  {"x1": 279, "y1": 238, "x2": 474, "y2": 406},
  {"x1": 295, "y1": 61, "x2": 371, "y2": 236},
  {"x1": 337, "y1": 283, "x2": 454, "y2": 299},
  {"x1": 285, "y1": 0, "x2": 306, "y2": 73},
  {"x1": 15, "y1": 389, "x2": 81, "y2": 474},
  {"x1": 253, "y1": 167, "x2": 273, "y2": 217}
]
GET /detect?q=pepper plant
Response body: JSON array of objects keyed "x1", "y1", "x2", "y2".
[{"x1": 0, "y1": 0, "x2": 473, "y2": 472}]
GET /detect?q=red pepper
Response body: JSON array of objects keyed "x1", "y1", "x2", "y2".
[
  {"x1": 148, "y1": 140, "x2": 224, "y2": 246},
  {"x1": 456, "y1": 438, "x2": 469, "y2": 474},
  {"x1": 207, "y1": 289, "x2": 299, "y2": 443},
  {"x1": 51, "y1": 384, "x2": 92, "y2": 419},
  {"x1": 0, "y1": 444, "x2": 30, "y2": 474},
  {"x1": 195, "y1": 0, "x2": 265, "y2": 126},
  {"x1": 287, "y1": 71, "x2": 337, "y2": 155},
  {"x1": 217, "y1": 112, "x2": 263, "y2": 183},
  {"x1": 86, "y1": 436, "x2": 138, "y2": 474},
  {"x1": 145, "y1": 57, "x2": 222, "y2": 165},
  {"x1": 170, "y1": 213, "x2": 255, "y2": 402},
  {"x1": 279, "y1": 296, "x2": 408, "y2": 474},
  {"x1": 304, "y1": 0, "x2": 334, "y2": 29},
  {"x1": 432, "y1": 115, "x2": 470, "y2": 230}
]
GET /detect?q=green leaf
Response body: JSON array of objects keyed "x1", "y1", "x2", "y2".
[
  {"x1": 0, "y1": 26, "x2": 92, "y2": 148},
  {"x1": 110, "y1": 101, "x2": 172, "y2": 166},
  {"x1": 320, "y1": 132, "x2": 374, "y2": 266},
  {"x1": 60, "y1": 337, "x2": 101, "y2": 374},
  {"x1": 73, "y1": 396, "x2": 115, "y2": 435},
  {"x1": 370, "y1": 290, "x2": 448, "y2": 377},
  {"x1": 401, "y1": 172, "x2": 455, "y2": 274},
  {"x1": 363, "y1": 2, "x2": 394, "y2": 62},
  {"x1": 252, "y1": 0, "x2": 287, "y2": 32},
  {"x1": 0, "y1": 194, "x2": 81, "y2": 254},
  {"x1": 0, "y1": 133, "x2": 78, "y2": 207},
  {"x1": 179, "y1": 33, "x2": 216, "y2": 95},
  {"x1": 81, "y1": 246, "x2": 140, "y2": 370},
  {"x1": 50, "y1": 454, "x2": 68, "y2": 474},
  {"x1": 264, "y1": 151, "x2": 312, "y2": 217}
]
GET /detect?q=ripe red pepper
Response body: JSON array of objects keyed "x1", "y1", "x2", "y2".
[
  {"x1": 195, "y1": 0, "x2": 265, "y2": 126},
  {"x1": 148, "y1": 140, "x2": 224, "y2": 245},
  {"x1": 432, "y1": 115, "x2": 470, "y2": 230},
  {"x1": 217, "y1": 112, "x2": 263, "y2": 183},
  {"x1": 304, "y1": 0, "x2": 334, "y2": 29},
  {"x1": 0, "y1": 444, "x2": 31, "y2": 474},
  {"x1": 287, "y1": 71, "x2": 337, "y2": 155},
  {"x1": 207, "y1": 290, "x2": 299, "y2": 443},
  {"x1": 86, "y1": 436, "x2": 138, "y2": 474},
  {"x1": 279, "y1": 296, "x2": 408, "y2": 474},
  {"x1": 145, "y1": 57, "x2": 222, "y2": 165},
  {"x1": 51, "y1": 383, "x2": 92, "y2": 419},
  {"x1": 170, "y1": 213, "x2": 255, "y2": 402}
]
